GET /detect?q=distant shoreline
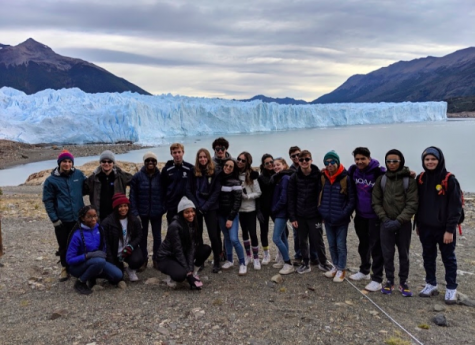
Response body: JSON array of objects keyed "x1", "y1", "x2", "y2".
[{"x1": 447, "y1": 111, "x2": 475, "y2": 118}]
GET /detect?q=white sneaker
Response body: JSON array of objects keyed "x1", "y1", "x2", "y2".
[
  {"x1": 239, "y1": 264, "x2": 247, "y2": 276},
  {"x1": 279, "y1": 263, "x2": 295, "y2": 275},
  {"x1": 245, "y1": 256, "x2": 252, "y2": 266},
  {"x1": 164, "y1": 275, "x2": 177, "y2": 288},
  {"x1": 253, "y1": 258, "x2": 261, "y2": 270},
  {"x1": 333, "y1": 270, "x2": 346, "y2": 283},
  {"x1": 349, "y1": 271, "x2": 370, "y2": 281},
  {"x1": 365, "y1": 281, "x2": 383, "y2": 292},
  {"x1": 324, "y1": 267, "x2": 337, "y2": 278},
  {"x1": 445, "y1": 288, "x2": 457, "y2": 305},
  {"x1": 126, "y1": 267, "x2": 139, "y2": 282},
  {"x1": 221, "y1": 261, "x2": 234, "y2": 270},
  {"x1": 419, "y1": 283, "x2": 439, "y2": 297},
  {"x1": 262, "y1": 252, "x2": 271, "y2": 265},
  {"x1": 272, "y1": 260, "x2": 284, "y2": 269}
]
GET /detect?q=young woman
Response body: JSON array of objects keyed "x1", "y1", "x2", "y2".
[
  {"x1": 270, "y1": 158, "x2": 295, "y2": 275},
  {"x1": 102, "y1": 193, "x2": 144, "y2": 282},
  {"x1": 156, "y1": 197, "x2": 211, "y2": 290},
  {"x1": 236, "y1": 151, "x2": 262, "y2": 270},
  {"x1": 186, "y1": 148, "x2": 222, "y2": 273},
  {"x1": 416, "y1": 146, "x2": 462, "y2": 304},
  {"x1": 257, "y1": 154, "x2": 274, "y2": 265},
  {"x1": 66, "y1": 205, "x2": 123, "y2": 295},
  {"x1": 218, "y1": 158, "x2": 246, "y2": 275}
]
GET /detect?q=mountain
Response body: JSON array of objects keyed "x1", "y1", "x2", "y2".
[
  {"x1": 313, "y1": 47, "x2": 475, "y2": 104},
  {"x1": 0, "y1": 38, "x2": 150, "y2": 95},
  {"x1": 239, "y1": 94, "x2": 308, "y2": 105}
]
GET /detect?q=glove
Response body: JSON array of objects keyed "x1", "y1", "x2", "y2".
[
  {"x1": 257, "y1": 211, "x2": 265, "y2": 224},
  {"x1": 86, "y1": 250, "x2": 106, "y2": 259},
  {"x1": 122, "y1": 244, "x2": 134, "y2": 258},
  {"x1": 53, "y1": 220, "x2": 62, "y2": 227},
  {"x1": 384, "y1": 220, "x2": 401, "y2": 231},
  {"x1": 186, "y1": 275, "x2": 203, "y2": 290}
]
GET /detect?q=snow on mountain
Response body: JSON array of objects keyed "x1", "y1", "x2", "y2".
[{"x1": 0, "y1": 87, "x2": 447, "y2": 145}]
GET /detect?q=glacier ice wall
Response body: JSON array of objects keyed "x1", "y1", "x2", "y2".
[{"x1": 0, "y1": 87, "x2": 447, "y2": 145}]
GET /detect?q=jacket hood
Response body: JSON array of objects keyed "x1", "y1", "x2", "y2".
[
  {"x1": 51, "y1": 167, "x2": 76, "y2": 177},
  {"x1": 385, "y1": 149, "x2": 405, "y2": 172},
  {"x1": 270, "y1": 169, "x2": 294, "y2": 184},
  {"x1": 421, "y1": 146, "x2": 446, "y2": 175},
  {"x1": 93, "y1": 165, "x2": 122, "y2": 175},
  {"x1": 296, "y1": 164, "x2": 320, "y2": 177},
  {"x1": 386, "y1": 166, "x2": 411, "y2": 179},
  {"x1": 367, "y1": 158, "x2": 385, "y2": 172},
  {"x1": 139, "y1": 165, "x2": 159, "y2": 175}
]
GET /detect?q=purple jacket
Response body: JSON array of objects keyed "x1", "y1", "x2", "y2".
[{"x1": 348, "y1": 159, "x2": 385, "y2": 219}]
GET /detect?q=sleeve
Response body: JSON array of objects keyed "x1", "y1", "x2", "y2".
[
  {"x1": 129, "y1": 173, "x2": 140, "y2": 216},
  {"x1": 168, "y1": 224, "x2": 189, "y2": 270},
  {"x1": 186, "y1": 237, "x2": 196, "y2": 272},
  {"x1": 342, "y1": 176, "x2": 356, "y2": 218},
  {"x1": 445, "y1": 176, "x2": 463, "y2": 234},
  {"x1": 66, "y1": 232, "x2": 86, "y2": 266},
  {"x1": 202, "y1": 176, "x2": 221, "y2": 212},
  {"x1": 272, "y1": 177, "x2": 289, "y2": 215},
  {"x1": 228, "y1": 183, "x2": 243, "y2": 221},
  {"x1": 287, "y1": 175, "x2": 297, "y2": 222},
  {"x1": 245, "y1": 179, "x2": 262, "y2": 200},
  {"x1": 128, "y1": 217, "x2": 143, "y2": 248},
  {"x1": 102, "y1": 221, "x2": 114, "y2": 263},
  {"x1": 185, "y1": 172, "x2": 200, "y2": 210},
  {"x1": 396, "y1": 178, "x2": 419, "y2": 224},
  {"x1": 371, "y1": 175, "x2": 388, "y2": 222},
  {"x1": 42, "y1": 179, "x2": 59, "y2": 222}
]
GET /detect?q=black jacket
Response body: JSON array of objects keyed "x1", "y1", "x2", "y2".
[
  {"x1": 186, "y1": 167, "x2": 221, "y2": 212},
  {"x1": 129, "y1": 166, "x2": 164, "y2": 218},
  {"x1": 160, "y1": 160, "x2": 194, "y2": 212},
  {"x1": 287, "y1": 164, "x2": 321, "y2": 221},
  {"x1": 218, "y1": 172, "x2": 243, "y2": 220},
  {"x1": 258, "y1": 169, "x2": 275, "y2": 214}
]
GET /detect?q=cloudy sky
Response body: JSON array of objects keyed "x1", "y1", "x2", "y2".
[{"x1": 1, "y1": 0, "x2": 474, "y2": 101}]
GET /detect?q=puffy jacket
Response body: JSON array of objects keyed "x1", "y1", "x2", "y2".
[
  {"x1": 270, "y1": 169, "x2": 293, "y2": 219},
  {"x1": 42, "y1": 167, "x2": 87, "y2": 223},
  {"x1": 66, "y1": 223, "x2": 106, "y2": 266},
  {"x1": 258, "y1": 170, "x2": 274, "y2": 214},
  {"x1": 218, "y1": 173, "x2": 243, "y2": 220},
  {"x1": 239, "y1": 171, "x2": 261, "y2": 212},
  {"x1": 287, "y1": 164, "x2": 321, "y2": 221},
  {"x1": 102, "y1": 213, "x2": 142, "y2": 267},
  {"x1": 129, "y1": 166, "x2": 164, "y2": 218},
  {"x1": 318, "y1": 165, "x2": 356, "y2": 226},
  {"x1": 348, "y1": 159, "x2": 386, "y2": 219},
  {"x1": 160, "y1": 160, "x2": 194, "y2": 212},
  {"x1": 186, "y1": 168, "x2": 221, "y2": 212},
  {"x1": 372, "y1": 167, "x2": 418, "y2": 224},
  {"x1": 157, "y1": 215, "x2": 197, "y2": 272}
]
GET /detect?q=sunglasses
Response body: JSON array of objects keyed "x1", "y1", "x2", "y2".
[
  {"x1": 237, "y1": 158, "x2": 247, "y2": 163},
  {"x1": 299, "y1": 157, "x2": 311, "y2": 163},
  {"x1": 386, "y1": 160, "x2": 401, "y2": 164},
  {"x1": 290, "y1": 153, "x2": 300, "y2": 159},
  {"x1": 101, "y1": 160, "x2": 113, "y2": 164},
  {"x1": 324, "y1": 160, "x2": 338, "y2": 166},
  {"x1": 145, "y1": 159, "x2": 157, "y2": 163},
  {"x1": 215, "y1": 146, "x2": 226, "y2": 152},
  {"x1": 224, "y1": 164, "x2": 234, "y2": 168},
  {"x1": 264, "y1": 160, "x2": 274, "y2": 166}
]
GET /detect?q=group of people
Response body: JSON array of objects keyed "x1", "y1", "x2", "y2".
[{"x1": 42, "y1": 138, "x2": 463, "y2": 305}]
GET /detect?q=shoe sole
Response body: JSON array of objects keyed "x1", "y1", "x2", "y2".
[
  {"x1": 279, "y1": 270, "x2": 295, "y2": 275},
  {"x1": 349, "y1": 276, "x2": 371, "y2": 281},
  {"x1": 297, "y1": 270, "x2": 311, "y2": 275},
  {"x1": 445, "y1": 299, "x2": 457, "y2": 305},
  {"x1": 419, "y1": 290, "x2": 440, "y2": 297},
  {"x1": 238, "y1": 272, "x2": 247, "y2": 276},
  {"x1": 365, "y1": 286, "x2": 382, "y2": 292}
]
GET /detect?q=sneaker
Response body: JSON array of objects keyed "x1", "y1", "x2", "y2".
[
  {"x1": 365, "y1": 281, "x2": 382, "y2": 292},
  {"x1": 279, "y1": 263, "x2": 295, "y2": 275},
  {"x1": 222, "y1": 261, "x2": 234, "y2": 270},
  {"x1": 399, "y1": 282, "x2": 413, "y2": 297},
  {"x1": 253, "y1": 258, "x2": 261, "y2": 270},
  {"x1": 324, "y1": 267, "x2": 337, "y2": 278},
  {"x1": 87, "y1": 278, "x2": 97, "y2": 289},
  {"x1": 349, "y1": 271, "x2": 371, "y2": 281},
  {"x1": 445, "y1": 289, "x2": 457, "y2": 305},
  {"x1": 164, "y1": 276, "x2": 176, "y2": 288},
  {"x1": 212, "y1": 264, "x2": 222, "y2": 274},
  {"x1": 381, "y1": 281, "x2": 394, "y2": 295},
  {"x1": 297, "y1": 264, "x2": 311, "y2": 274},
  {"x1": 74, "y1": 279, "x2": 92, "y2": 295},
  {"x1": 239, "y1": 264, "x2": 247, "y2": 276},
  {"x1": 262, "y1": 252, "x2": 271, "y2": 265},
  {"x1": 333, "y1": 270, "x2": 346, "y2": 283},
  {"x1": 318, "y1": 262, "x2": 333, "y2": 272},
  {"x1": 59, "y1": 267, "x2": 70, "y2": 282},
  {"x1": 126, "y1": 267, "x2": 139, "y2": 282},
  {"x1": 419, "y1": 283, "x2": 439, "y2": 297},
  {"x1": 272, "y1": 259, "x2": 284, "y2": 269},
  {"x1": 245, "y1": 256, "x2": 252, "y2": 266},
  {"x1": 293, "y1": 260, "x2": 302, "y2": 267}
]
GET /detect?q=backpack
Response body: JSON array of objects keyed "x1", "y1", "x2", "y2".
[
  {"x1": 318, "y1": 174, "x2": 347, "y2": 207},
  {"x1": 381, "y1": 175, "x2": 409, "y2": 194}
]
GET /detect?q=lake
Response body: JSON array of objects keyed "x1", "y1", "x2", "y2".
[{"x1": 1, "y1": 119, "x2": 474, "y2": 191}]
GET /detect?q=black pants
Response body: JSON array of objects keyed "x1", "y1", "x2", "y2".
[
  {"x1": 257, "y1": 209, "x2": 270, "y2": 248},
  {"x1": 54, "y1": 221, "x2": 77, "y2": 267},
  {"x1": 139, "y1": 215, "x2": 162, "y2": 262},
  {"x1": 166, "y1": 209, "x2": 177, "y2": 225},
  {"x1": 354, "y1": 216, "x2": 384, "y2": 282},
  {"x1": 197, "y1": 210, "x2": 222, "y2": 265},
  {"x1": 114, "y1": 246, "x2": 145, "y2": 271},
  {"x1": 157, "y1": 244, "x2": 212, "y2": 282},
  {"x1": 240, "y1": 211, "x2": 258, "y2": 247},
  {"x1": 380, "y1": 221, "x2": 412, "y2": 284},
  {"x1": 296, "y1": 217, "x2": 327, "y2": 265}
]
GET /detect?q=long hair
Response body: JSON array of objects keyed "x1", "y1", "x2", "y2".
[
  {"x1": 222, "y1": 158, "x2": 239, "y2": 180},
  {"x1": 194, "y1": 148, "x2": 215, "y2": 177},
  {"x1": 259, "y1": 153, "x2": 274, "y2": 173},
  {"x1": 177, "y1": 209, "x2": 199, "y2": 251},
  {"x1": 274, "y1": 157, "x2": 289, "y2": 170},
  {"x1": 237, "y1": 151, "x2": 253, "y2": 185}
]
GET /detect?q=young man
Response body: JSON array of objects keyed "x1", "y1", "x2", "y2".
[
  {"x1": 43, "y1": 150, "x2": 87, "y2": 281},
  {"x1": 347, "y1": 147, "x2": 386, "y2": 292},
  {"x1": 372, "y1": 149, "x2": 418, "y2": 296},
  {"x1": 288, "y1": 146, "x2": 301, "y2": 172},
  {"x1": 288, "y1": 150, "x2": 331, "y2": 274},
  {"x1": 161, "y1": 143, "x2": 194, "y2": 225},
  {"x1": 212, "y1": 137, "x2": 231, "y2": 170}
]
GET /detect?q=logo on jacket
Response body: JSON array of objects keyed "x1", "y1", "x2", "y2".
[
  {"x1": 355, "y1": 178, "x2": 375, "y2": 187},
  {"x1": 183, "y1": 171, "x2": 187, "y2": 178}
]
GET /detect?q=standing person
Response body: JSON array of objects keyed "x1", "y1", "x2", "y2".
[
  {"x1": 270, "y1": 158, "x2": 295, "y2": 275},
  {"x1": 161, "y1": 143, "x2": 194, "y2": 225},
  {"x1": 102, "y1": 193, "x2": 144, "y2": 282},
  {"x1": 129, "y1": 151, "x2": 164, "y2": 271},
  {"x1": 218, "y1": 158, "x2": 247, "y2": 275},
  {"x1": 237, "y1": 151, "x2": 262, "y2": 270},
  {"x1": 288, "y1": 146, "x2": 302, "y2": 263},
  {"x1": 84, "y1": 150, "x2": 132, "y2": 221},
  {"x1": 257, "y1": 154, "x2": 274, "y2": 265},
  {"x1": 372, "y1": 149, "x2": 418, "y2": 296},
  {"x1": 416, "y1": 147, "x2": 462, "y2": 304},
  {"x1": 186, "y1": 148, "x2": 223, "y2": 273},
  {"x1": 347, "y1": 147, "x2": 386, "y2": 292},
  {"x1": 156, "y1": 197, "x2": 211, "y2": 290},
  {"x1": 288, "y1": 150, "x2": 331, "y2": 274},
  {"x1": 66, "y1": 205, "x2": 123, "y2": 295},
  {"x1": 319, "y1": 151, "x2": 355, "y2": 282},
  {"x1": 43, "y1": 149, "x2": 87, "y2": 282},
  {"x1": 212, "y1": 137, "x2": 232, "y2": 171}
]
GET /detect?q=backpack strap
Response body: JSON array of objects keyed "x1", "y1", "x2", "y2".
[
  {"x1": 380, "y1": 175, "x2": 387, "y2": 193},
  {"x1": 318, "y1": 175, "x2": 325, "y2": 207},
  {"x1": 381, "y1": 174, "x2": 409, "y2": 194},
  {"x1": 339, "y1": 176, "x2": 347, "y2": 195},
  {"x1": 417, "y1": 172, "x2": 425, "y2": 185},
  {"x1": 440, "y1": 172, "x2": 453, "y2": 196}
]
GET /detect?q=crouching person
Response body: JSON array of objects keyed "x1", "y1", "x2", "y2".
[
  {"x1": 103, "y1": 193, "x2": 144, "y2": 282},
  {"x1": 66, "y1": 206, "x2": 123, "y2": 295},
  {"x1": 157, "y1": 197, "x2": 211, "y2": 290}
]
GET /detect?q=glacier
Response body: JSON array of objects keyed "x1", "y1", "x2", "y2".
[{"x1": 0, "y1": 87, "x2": 447, "y2": 145}]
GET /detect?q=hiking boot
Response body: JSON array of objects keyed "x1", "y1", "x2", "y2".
[
  {"x1": 324, "y1": 267, "x2": 337, "y2": 278},
  {"x1": 333, "y1": 270, "x2": 346, "y2": 283},
  {"x1": 74, "y1": 279, "x2": 92, "y2": 295},
  {"x1": 221, "y1": 261, "x2": 234, "y2": 270},
  {"x1": 59, "y1": 267, "x2": 70, "y2": 282},
  {"x1": 381, "y1": 281, "x2": 394, "y2": 295},
  {"x1": 445, "y1": 289, "x2": 457, "y2": 305},
  {"x1": 238, "y1": 264, "x2": 247, "y2": 276},
  {"x1": 365, "y1": 281, "x2": 382, "y2": 292},
  {"x1": 279, "y1": 263, "x2": 295, "y2": 275},
  {"x1": 399, "y1": 282, "x2": 413, "y2": 297},
  {"x1": 262, "y1": 252, "x2": 271, "y2": 265},
  {"x1": 253, "y1": 258, "x2": 261, "y2": 270},
  {"x1": 318, "y1": 262, "x2": 333, "y2": 272},
  {"x1": 349, "y1": 271, "x2": 371, "y2": 281},
  {"x1": 419, "y1": 283, "x2": 439, "y2": 297},
  {"x1": 297, "y1": 264, "x2": 311, "y2": 274},
  {"x1": 126, "y1": 267, "x2": 139, "y2": 282},
  {"x1": 87, "y1": 278, "x2": 97, "y2": 289},
  {"x1": 245, "y1": 255, "x2": 252, "y2": 266}
]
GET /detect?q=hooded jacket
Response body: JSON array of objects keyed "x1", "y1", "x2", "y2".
[
  {"x1": 287, "y1": 164, "x2": 321, "y2": 221},
  {"x1": 270, "y1": 169, "x2": 294, "y2": 219},
  {"x1": 160, "y1": 160, "x2": 194, "y2": 212},
  {"x1": 258, "y1": 169, "x2": 275, "y2": 215},
  {"x1": 213, "y1": 152, "x2": 232, "y2": 172},
  {"x1": 218, "y1": 171, "x2": 243, "y2": 220},
  {"x1": 239, "y1": 170, "x2": 261, "y2": 212},
  {"x1": 129, "y1": 166, "x2": 164, "y2": 218},
  {"x1": 186, "y1": 167, "x2": 221, "y2": 212},
  {"x1": 66, "y1": 223, "x2": 106, "y2": 266}
]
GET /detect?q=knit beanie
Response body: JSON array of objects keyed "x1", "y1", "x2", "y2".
[
  {"x1": 323, "y1": 150, "x2": 340, "y2": 167},
  {"x1": 421, "y1": 147, "x2": 441, "y2": 161},
  {"x1": 99, "y1": 150, "x2": 116, "y2": 163},
  {"x1": 57, "y1": 149, "x2": 74, "y2": 166},
  {"x1": 143, "y1": 151, "x2": 158, "y2": 162},
  {"x1": 177, "y1": 196, "x2": 195, "y2": 213},
  {"x1": 112, "y1": 192, "x2": 130, "y2": 209}
]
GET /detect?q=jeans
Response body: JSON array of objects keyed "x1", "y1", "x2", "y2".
[
  {"x1": 273, "y1": 218, "x2": 290, "y2": 262},
  {"x1": 325, "y1": 224, "x2": 349, "y2": 271},
  {"x1": 69, "y1": 257, "x2": 123, "y2": 284},
  {"x1": 380, "y1": 221, "x2": 412, "y2": 283},
  {"x1": 219, "y1": 215, "x2": 245, "y2": 265},
  {"x1": 140, "y1": 215, "x2": 162, "y2": 262}
]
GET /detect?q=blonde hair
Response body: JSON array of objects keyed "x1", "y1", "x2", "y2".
[
  {"x1": 170, "y1": 143, "x2": 184, "y2": 152},
  {"x1": 274, "y1": 157, "x2": 289, "y2": 170},
  {"x1": 194, "y1": 148, "x2": 215, "y2": 177}
]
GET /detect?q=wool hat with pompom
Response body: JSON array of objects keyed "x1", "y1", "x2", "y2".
[{"x1": 57, "y1": 149, "x2": 74, "y2": 166}]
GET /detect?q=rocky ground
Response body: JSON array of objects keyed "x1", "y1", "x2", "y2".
[{"x1": 0, "y1": 185, "x2": 474, "y2": 345}]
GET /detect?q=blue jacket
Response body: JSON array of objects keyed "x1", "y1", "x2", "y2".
[
  {"x1": 186, "y1": 167, "x2": 221, "y2": 212},
  {"x1": 42, "y1": 167, "x2": 87, "y2": 223},
  {"x1": 271, "y1": 170, "x2": 293, "y2": 219},
  {"x1": 66, "y1": 223, "x2": 106, "y2": 266},
  {"x1": 129, "y1": 166, "x2": 164, "y2": 218},
  {"x1": 160, "y1": 160, "x2": 194, "y2": 212}
]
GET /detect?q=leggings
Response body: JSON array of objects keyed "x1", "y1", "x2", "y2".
[
  {"x1": 257, "y1": 209, "x2": 270, "y2": 249},
  {"x1": 197, "y1": 210, "x2": 222, "y2": 265}
]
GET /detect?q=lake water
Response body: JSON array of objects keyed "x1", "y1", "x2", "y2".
[{"x1": 1, "y1": 119, "x2": 474, "y2": 191}]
